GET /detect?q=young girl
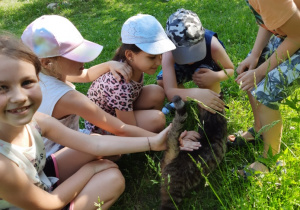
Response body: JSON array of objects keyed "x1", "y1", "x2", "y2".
[
  {"x1": 21, "y1": 14, "x2": 163, "y2": 157},
  {"x1": 0, "y1": 33, "x2": 171, "y2": 210},
  {"x1": 85, "y1": 14, "x2": 175, "y2": 134},
  {"x1": 158, "y1": 8, "x2": 234, "y2": 114}
]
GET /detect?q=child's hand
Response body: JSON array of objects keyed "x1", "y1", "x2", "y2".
[
  {"x1": 236, "y1": 55, "x2": 259, "y2": 75},
  {"x1": 179, "y1": 130, "x2": 201, "y2": 151},
  {"x1": 195, "y1": 89, "x2": 225, "y2": 114},
  {"x1": 149, "y1": 124, "x2": 172, "y2": 151},
  {"x1": 192, "y1": 68, "x2": 219, "y2": 88},
  {"x1": 235, "y1": 68, "x2": 264, "y2": 91},
  {"x1": 180, "y1": 130, "x2": 200, "y2": 142},
  {"x1": 109, "y1": 61, "x2": 132, "y2": 83}
]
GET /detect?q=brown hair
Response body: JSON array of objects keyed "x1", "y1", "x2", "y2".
[
  {"x1": 112, "y1": 43, "x2": 142, "y2": 61},
  {"x1": 0, "y1": 32, "x2": 41, "y2": 75}
]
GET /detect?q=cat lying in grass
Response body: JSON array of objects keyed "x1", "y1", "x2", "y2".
[{"x1": 160, "y1": 95, "x2": 227, "y2": 209}]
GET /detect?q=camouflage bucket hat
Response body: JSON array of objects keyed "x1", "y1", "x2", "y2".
[{"x1": 166, "y1": 8, "x2": 206, "y2": 64}]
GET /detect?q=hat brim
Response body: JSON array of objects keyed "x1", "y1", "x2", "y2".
[
  {"x1": 136, "y1": 38, "x2": 176, "y2": 55},
  {"x1": 62, "y1": 39, "x2": 103, "y2": 63},
  {"x1": 172, "y1": 39, "x2": 206, "y2": 64}
]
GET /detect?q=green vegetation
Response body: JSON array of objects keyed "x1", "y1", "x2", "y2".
[{"x1": 1, "y1": 0, "x2": 299, "y2": 209}]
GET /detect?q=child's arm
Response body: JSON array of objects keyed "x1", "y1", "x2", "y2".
[
  {"x1": 192, "y1": 36, "x2": 234, "y2": 89},
  {"x1": 52, "y1": 89, "x2": 156, "y2": 137},
  {"x1": 66, "y1": 61, "x2": 132, "y2": 83},
  {"x1": 0, "y1": 155, "x2": 116, "y2": 209},
  {"x1": 35, "y1": 112, "x2": 170, "y2": 155},
  {"x1": 237, "y1": 12, "x2": 300, "y2": 91},
  {"x1": 162, "y1": 51, "x2": 225, "y2": 113},
  {"x1": 236, "y1": 26, "x2": 273, "y2": 75}
]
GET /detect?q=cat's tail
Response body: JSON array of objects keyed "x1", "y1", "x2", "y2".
[{"x1": 161, "y1": 95, "x2": 187, "y2": 168}]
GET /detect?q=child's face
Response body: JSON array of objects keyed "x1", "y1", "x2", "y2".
[
  {"x1": 56, "y1": 57, "x2": 85, "y2": 77},
  {"x1": 130, "y1": 51, "x2": 162, "y2": 75},
  {"x1": 0, "y1": 55, "x2": 42, "y2": 127}
]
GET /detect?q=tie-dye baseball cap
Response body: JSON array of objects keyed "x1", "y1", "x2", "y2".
[{"x1": 21, "y1": 15, "x2": 103, "y2": 63}]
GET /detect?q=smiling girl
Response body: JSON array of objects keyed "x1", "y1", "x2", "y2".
[{"x1": 0, "y1": 33, "x2": 172, "y2": 210}]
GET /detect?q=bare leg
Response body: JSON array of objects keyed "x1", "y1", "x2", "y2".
[
  {"x1": 134, "y1": 84, "x2": 165, "y2": 110},
  {"x1": 157, "y1": 79, "x2": 164, "y2": 88},
  {"x1": 133, "y1": 110, "x2": 166, "y2": 132},
  {"x1": 54, "y1": 147, "x2": 97, "y2": 182},
  {"x1": 240, "y1": 102, "x2": 282, "y2": 173},
  {"x1": 228, "y1": 92, "x2": 262, "y2": 141},
  {"x1": 73, "y1": 168, "x2": 125, "y2": 210},
  {"x1": 131, "y1": 84, "x2": 166, "y2": 132},
  {"x1": 257, "y1": 103, "x2": 282, "y2": 157},
  {"x1": 54, "y1": 148, "x2": 125, "y2": 210}
]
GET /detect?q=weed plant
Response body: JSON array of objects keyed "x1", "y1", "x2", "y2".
[{"x1": 1, "y1": 0, "x2": 299, "y2": 209}]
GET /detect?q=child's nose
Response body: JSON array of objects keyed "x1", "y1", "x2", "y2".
[
  {"x1": 156, "y1": 56, "x2": 162, "y2": 66},
  {"x1": 10, "y1": 87, "x2": 27, "y2": 103}
]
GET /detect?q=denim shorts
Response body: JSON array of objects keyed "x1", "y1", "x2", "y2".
[{"x1": 250, "y1": 35, "x2": 300, "y2": 110}]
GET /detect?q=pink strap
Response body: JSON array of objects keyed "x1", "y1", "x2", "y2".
[
  {"x1": 69, "y1": 200, "x2": 75, "y2": 210},
  {"x1": 50, "y1": 154, "x2": 60, "y2": 185}
]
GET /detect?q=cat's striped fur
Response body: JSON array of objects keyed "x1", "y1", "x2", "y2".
[{"x1": 160, "y1": 95, "x2": 227, "y2": 209}]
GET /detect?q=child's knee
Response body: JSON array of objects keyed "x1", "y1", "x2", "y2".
[
  {"x1": 107, "y1": 168, "x2": 125, "y2": 194},
  {"x1": 157, "y1": 79, "x2": 164, "y2": 88},
  {"x1": 152, "y1": 111, "x2": 166, "y2": 132},
  {"x1": 148, "y1": 85, "x2": 165, "y2": 106}
]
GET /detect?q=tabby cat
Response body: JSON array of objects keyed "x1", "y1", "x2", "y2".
[{"x1": 160, "y1": 95, "x2": 227, "y2": 209}]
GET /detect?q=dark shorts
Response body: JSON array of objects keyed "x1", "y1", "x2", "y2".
[
  {"x1": 157, "y1": 63, "x2": 215, "y2": 85},
  {"x1": 44, "y1": 154, "x2": 74, "y2": 210}
]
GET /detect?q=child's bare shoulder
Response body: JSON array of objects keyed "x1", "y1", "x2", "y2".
[{"x1": 211, "y1": 36, "x2": 225, "y2": 53}]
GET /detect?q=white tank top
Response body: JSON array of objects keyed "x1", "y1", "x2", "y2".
[
  {"x1": 38, "y1": 73, "x2": 80, "y2": 157},
  {"x1": 0, "y1": 121, "x2": 55, "y2": 209}
]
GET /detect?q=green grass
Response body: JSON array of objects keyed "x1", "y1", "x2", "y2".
[{"x1": 1, "y1": 0, "x2": 299, "y2": 209}]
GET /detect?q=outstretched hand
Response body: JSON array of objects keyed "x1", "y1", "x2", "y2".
[
  {"x1": 196, "y1": 89, "x2": 225, "y2": 114},
  {"x1": 149, "y1": 124, "x2": 172, "y2": 151},
  {"x1": 179, "y1": 130, "x2": 201, "y2": 151},
  {"x1": 109, "y1": 61, "x2": 132, "y2": 83}
]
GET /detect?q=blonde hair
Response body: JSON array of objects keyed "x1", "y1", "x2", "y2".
[{"x1": 41, "y1": 56, "x2": 64, "y2": 80}]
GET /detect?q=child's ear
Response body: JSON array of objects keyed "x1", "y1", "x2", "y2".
[
  {"x1": 125, "y1": 50, "x2": 134, "y2": 62},
  {"x1": 40, "y1": 58, "x2": 53, "y2": 69}
]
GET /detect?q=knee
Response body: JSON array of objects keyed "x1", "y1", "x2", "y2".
[
  {"x1": 151, "y1": 111, "x2": 166, "y2": 132},
  {"x1": 147, "y1": 84, "x2": 165, "y2": 104},
  {"x1": 157, "y1": 79, "x2": 164, "y2": 88},
  {"x1": 107, "y1": 168, "x2": 125, "y2": 195}
]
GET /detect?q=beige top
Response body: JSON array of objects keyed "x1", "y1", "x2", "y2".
[{"x1": 249, "y1": 0, "x2": 300, "y2": 35}]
